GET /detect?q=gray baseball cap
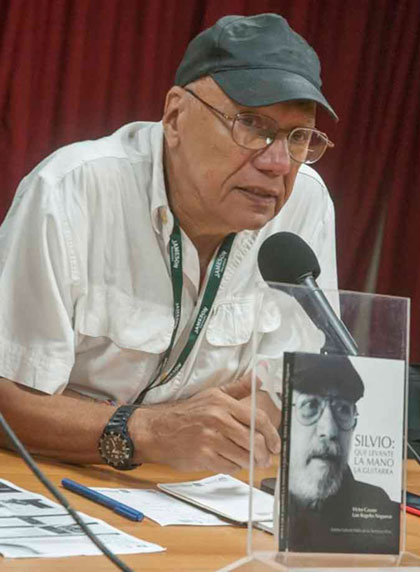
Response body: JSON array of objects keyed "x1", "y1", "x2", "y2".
[
  {"x1": 292, "y1": 353, "x2": 364, "y2": 403},
  {"x1": 175, "y1": 13, "x2": 338, "y2": 120}
]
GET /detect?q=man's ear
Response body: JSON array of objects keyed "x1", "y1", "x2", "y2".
[{"x1": 162, "y1": 86, "x2": 186, "y2": 149}]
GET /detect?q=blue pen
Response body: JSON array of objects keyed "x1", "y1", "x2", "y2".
[{"x1": 61, "y1": 478, "x2": 144, "y2": 522}]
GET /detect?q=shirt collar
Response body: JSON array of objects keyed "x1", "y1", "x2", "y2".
[{"x1": 147, "y1": 122, "x2": 174, "y2": 237}]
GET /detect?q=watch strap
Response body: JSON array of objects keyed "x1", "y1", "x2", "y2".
[
  {"x1": 107, "y1": 405, "x2": 138, "y2": 430},
  {"x1": 99, "y1": 404, "x2": 140, "y2": 470}
]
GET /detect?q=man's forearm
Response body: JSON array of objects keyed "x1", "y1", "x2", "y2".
[
  {"x1": 0, "y1": 379, "x2": 113, "y2": 463},
  {"x1": 0, "y1": 377, "x2": 280, "y2": 472}
]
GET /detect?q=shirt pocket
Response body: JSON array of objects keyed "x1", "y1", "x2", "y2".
[
  {"x1": 181, "y1": 293, "x2": 282, "y2": 393},
  {"x1": 76, "y1": 285, "x2": 174, "y2": 353},
  {"x1": 206, "y1": 293, "x2": 282, "y2": 347}
]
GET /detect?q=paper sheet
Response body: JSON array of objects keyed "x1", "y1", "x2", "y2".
[
  {"x1": 93, "y1": 487, "x2": 231, "y2": 526},
  {"x1": 158, "y1": 474, "x2": 273, "y2": 523},
  {"x1": 255, "y1": 520, "x2": 274, "y2": 534},
  {"x1": 0, "y1": 479, "x2": 164, "y2": 558}
]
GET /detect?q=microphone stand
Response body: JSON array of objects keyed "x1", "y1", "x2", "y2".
[{"x1": 298, "y1": 275, "x2": 359, "y2": 356}]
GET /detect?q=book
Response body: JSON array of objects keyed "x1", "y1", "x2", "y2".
[{"x1": 279, "y1": 351, "x2": 404, "y2": 554}]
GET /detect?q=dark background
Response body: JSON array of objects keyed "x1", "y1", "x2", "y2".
[{"x1": 0, "y1": 0, "x2": 419, "y2": 360}]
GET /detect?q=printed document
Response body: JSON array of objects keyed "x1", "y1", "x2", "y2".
[{"x1": 0, "y1": 479, "x2": 164, "y2": 558}]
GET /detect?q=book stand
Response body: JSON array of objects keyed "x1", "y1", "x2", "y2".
[{"x1": 220, "y1": 283, "x2": 420, "y2": 571}]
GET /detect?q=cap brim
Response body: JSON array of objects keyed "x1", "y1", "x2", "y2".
[{"x1": 210, "y1": 68, "x2": 338, "y2": 121}]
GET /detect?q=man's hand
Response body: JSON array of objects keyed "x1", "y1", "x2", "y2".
[{"x1": 131, "y1": 376, "x2": 280, "y2": 473}]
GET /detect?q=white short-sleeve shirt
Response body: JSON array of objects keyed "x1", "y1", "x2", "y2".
[{"x1": 0, "y1": 122, "x2": 337, "y2": 404}]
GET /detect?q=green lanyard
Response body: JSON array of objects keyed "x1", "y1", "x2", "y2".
[{"x1": 135, "y1": 221, "x2": 235, "y2": 403}]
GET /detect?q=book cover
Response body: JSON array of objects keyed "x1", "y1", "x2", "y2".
[{"x1": 279, "y1": 351, "x2": 404, "y2": 554}]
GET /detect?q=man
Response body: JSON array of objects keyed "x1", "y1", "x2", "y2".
[
  {"x1": 286, "y1": 353, "x2": 400, "y2": 554},
  {"x1": 0, "y1": 14, "x2": 337, "y2": 473}
]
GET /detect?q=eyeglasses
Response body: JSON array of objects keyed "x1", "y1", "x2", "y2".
[
  {"x1": 184, "y1": 88, "x2": 334, "y2": 165},
  {"x1": 293, "y1": 393, "x2": 358, "y2": 431}
]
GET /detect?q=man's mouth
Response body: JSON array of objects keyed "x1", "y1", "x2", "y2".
[
  {"x1": 237, "y1": 186, "x2": 277, "y2": 200},
  {"x1": 308, "y1": 442, "x2": 342, "y2": 465},
  {"x1": 310, "y1": 453, "x2": 339, "y2": 463}
]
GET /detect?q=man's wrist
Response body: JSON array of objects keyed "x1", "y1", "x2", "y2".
[
  {"x1": 98, "y1": 405, "x2": 141, "y2": 470},
  {"x1": 128, "y1": 406, "x2": 157, "y2": 465}
]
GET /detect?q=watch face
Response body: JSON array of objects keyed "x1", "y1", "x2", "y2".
[{"x1": 99, "y1": 431, "x2": 133, "y2": 468}]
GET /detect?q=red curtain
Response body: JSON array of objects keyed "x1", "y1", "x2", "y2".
[{"x1": 1, "y1": 0, "x2": 419, "y2": 360}]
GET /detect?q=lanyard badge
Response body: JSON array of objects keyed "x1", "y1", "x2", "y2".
[{"x1": 135, "y1": 221, "x2": 235, "y2": 403}]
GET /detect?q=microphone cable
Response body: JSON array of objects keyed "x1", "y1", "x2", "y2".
[
  {"x1": 0, "y1": 412, "x2": 134, "y2": 572},
  {"x1": 408, "y1": 441, "x2": 420, "y2": 466}
]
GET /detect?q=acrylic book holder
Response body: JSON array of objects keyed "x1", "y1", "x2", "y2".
[{"x1": 219, "y1": 282, "x2": 420, "y2": 571}]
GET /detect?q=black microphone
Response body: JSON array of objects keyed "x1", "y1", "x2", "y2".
[{"x1": 258, "y1": 232, "x2": 358, "y2": 356}]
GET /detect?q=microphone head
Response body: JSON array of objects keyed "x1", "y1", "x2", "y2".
[{"x1": 258, "y1": 231, "x2": 321, "y2": 284}]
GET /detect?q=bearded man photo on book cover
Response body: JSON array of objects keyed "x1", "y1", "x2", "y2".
[{"x1": 286, "y1": 353, "x2": 400, "y2": 554}]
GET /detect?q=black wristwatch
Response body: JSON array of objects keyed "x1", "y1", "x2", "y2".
[{"x1": 98, "y1": 405, "x2": 140, "y2": 470}]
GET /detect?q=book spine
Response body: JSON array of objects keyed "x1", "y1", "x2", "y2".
[{"x1": 278, "y1": 351, "x2": 294, "y2": 551}]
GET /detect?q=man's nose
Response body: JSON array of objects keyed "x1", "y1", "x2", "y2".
[
  {"x1": 252, "y1": 137, "x2": 291, "y2": 176},
  {"x1": 316, "y1": 402, "x2": 339, "y2": 439}
]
